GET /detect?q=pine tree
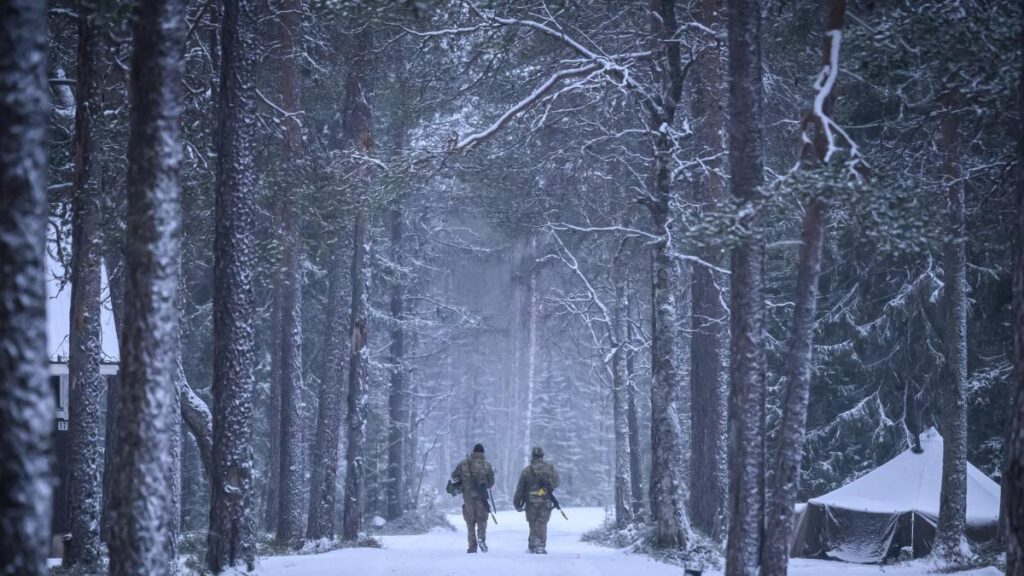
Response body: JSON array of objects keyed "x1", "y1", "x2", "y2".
[
  {"x1": 688, "y1": 0, "x2": 728, "y2": 540},
  {"x1": 65, "y1": 1, "x2": 106, "y2": 567},
  {"x1": 272, "y1": 0, "x2": 306, "y2": 548},
  {"x1": 935, "y1": 90, "x2": 970, "y2": 559},
  {"x1": 646, "y1": 0, "x2": 688, "y2": 550},
  {"x1": 0, "y1": 2, "x2": 52, "y2": 573},
  {"x1": 306, "y1": 247, "x2": 346, "y2": 541},
  {"x1": 762, "y1": 2, "x2": 849, "y2": 574},
  {"x1": 1006, "y1": 26, "x2": 1024, "y2": 576},
  {"x1": 725, "y1": 0, "x2": 768, "y2": 572},
  {"x1": 105, "y1": 0, "x2": 186, "y2": 572},
  {"x1": 206, "y1": 0, "x2": 258, "y2": 570}
]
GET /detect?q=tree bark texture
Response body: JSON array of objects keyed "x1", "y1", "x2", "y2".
[
  {"x1": 206, "y1": 0, "x2": 258, "y2": 570},
  {"x1": 646, "y1": 0, "x2": 688, "y2": 550},
  {"x1": 1005, "y1": 29, "x2": 1024, "y2": 575},
  {"x1": 65, "y1": 2, "x2": 105, "y2": 566},
  {"x1": 0, "y1": 2, "x2": 52, "y2": 572},
  {"x1": 273, "y1": 0, "x2": 306, "y2": 547},
  {"x1": 106, "y1": 0, "x2": 185, "y2": 572},
  {"x1": 306, "y1": 247, "x2": 346, "y2": 541},
  {"x1": 725, "y1": 0, "x2": 768, "y2": 572},
  {"x1": 688, "y1": 0, "x2": 728, "y2": 540},
  {"x1": 935, "y1": 92, "x2": 970, "y2": 560}
]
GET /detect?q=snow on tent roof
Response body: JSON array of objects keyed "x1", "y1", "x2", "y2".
[
  {"x1": 46, "y1": 251, "x2": 119, "y2": 364},
  {"x1": 809, "y1": 427, "x2": 1000, "y2": 526}
]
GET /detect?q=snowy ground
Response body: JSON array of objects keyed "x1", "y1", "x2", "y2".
[{"x1": 255, "y1": 507, "x2": 1002, "y2": 576}]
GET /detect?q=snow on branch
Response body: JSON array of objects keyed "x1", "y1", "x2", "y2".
[{"x1": 453, "y1": 63, "x2": 601, "y2": 151}]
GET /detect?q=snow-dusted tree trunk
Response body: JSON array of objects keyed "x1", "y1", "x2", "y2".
[
  {"x1": 206, "y1": 0, "x2": 257, "y2": 570},
  {"x1": 340, "y1": 28, "x2": 374, "y2": 540},
  {"x1": 523, "y1": 237, "x2": 538, "y2": 458},
  {"x1": 761, "y1": 4, "x2": 845, "y2": 574},
  {"x1": 272, "y1": 0, "x2": 306, "y2": 547},
  {"x1": 625, "y1": 309, "x2": 646, "y2": 521},
  {"x1": 343, "y1": 209, "x2": 370, "y2": 541},
  {"x1": 646, "y1": 0, "x2": 688, "y2": 550},
  {"x1": 102, "y1": 248, "x2": 123, "y2": 545},
  {"x1": 725, "y1": 0, "x2": 767, "y2": 572},
  {"x1": 688, "y1": 0, "x2": 728, "y2": 540},
  {"x1": 105, "y1": 0, "x2": 185, "y2": 572},
  {"x1": 1006, "y1": 41, "x2": 1024, "y2": 576},
  {"x1": 935, "y1": 93, "x2": 970, "y2": 560},
  {"x1": 386, "y1": 202, "x2": 409, "y2": 520},
  {"x1": 306, "y1": 247, "x2": 346, "y2": 541},
  {"x1": 0, "y1": 3, "x2": 52, "y2": 573},
  {"x1": 65, "y1": 3, "x2": 105, "y2": 566},
  {"x1": 612, "y1": 279, "x2": 633, "y2": 528}
]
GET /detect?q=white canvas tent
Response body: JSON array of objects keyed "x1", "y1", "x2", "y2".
[{"x1": 790, "y1": 427, "x2": 1001, "y2": 563}]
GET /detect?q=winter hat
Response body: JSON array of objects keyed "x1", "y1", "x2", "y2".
[
  {"x1": 473, "y1": 443, "x2": 485, "y2": 454},
  {"x1": 531, "y1": 446, "x2": 544, "y2": 459}
]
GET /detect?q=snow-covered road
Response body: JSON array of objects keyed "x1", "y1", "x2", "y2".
[{"x1": 255, "y1": 507, "x2": 1002, "y2": 576}]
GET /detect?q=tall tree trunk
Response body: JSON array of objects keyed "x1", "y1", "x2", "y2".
[
  {"x1": 306, "y1": 247, "x2": 346, "y2": 541},
  {"x1": 645, "y1": 0, "x2": 688, "y2": 550},
  {"x1": 342, "y1": 209, "x2": 370, "y2": 541},
  {"x1": 65, "y1": 2, "x2": 105, "y2": 567},
  {"x1": 263, "y1": 294, "x2": 281, "y2": 530},
  {"x1": 725, "y1": 0, "x2": 767, "y2": 572},
  {"x1": 205, "y1": 0, "x2": 257, "y2": 569},
  {"x1": 0, "y1": 2, "x2": 52, "y2": 572},
  {"x1": 1005, "y1": 33, "x2": 1024, "y2": 576},
  {"x1": 273, "y1": 0, "x2": 306, "y2": 547},
  {"x1": 339, "y1": 26, "x2": 373, "y2": 541},
  {"x1": 762, "y1": 3, "x2": 845, "y2": 574},
  {"x1": 106, "y1": 0, "x2": 185, "y2": 572},
  {"x1": 612, "y1": 278, "x2": 633, "y2": 528},
  {"x1": 386, "y1": 203, "x2": 408, "y2": 520},
  {"x1": 625, "y1": 297, "x2": 646, "y2": 521},
  {"x1": 688, "y1": 0, "x2": 728, "y2": 540},
  {"x1": 523, "y1": 237, "x2": 538, "y2": 456},
  {"x1": 935, "y1": 91, "x2": 970, "y2": 560},
  {"x1": 102, "y1": 240, "x2": 124, "y2": 545}
]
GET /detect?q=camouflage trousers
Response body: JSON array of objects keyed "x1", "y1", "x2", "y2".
[
  {"x1": 462, "y1": 498, "x2": 489, "y2": 550},
  {"x1": 525, "y1": 501, "x2": 552, "y2": 551}
]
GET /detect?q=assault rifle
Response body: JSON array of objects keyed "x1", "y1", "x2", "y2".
[
  {"x1": 486, "y1": 486, "x2": 498, "y2": 524},
  {"x1": 541, "y1": 481, "x2": 569, "y2": 520}
]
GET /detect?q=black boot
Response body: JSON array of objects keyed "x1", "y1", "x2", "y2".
[
  {"x1": 479, "y1": 539, "x2": 488, "y2": 553},
  {"x1": 467, "y1": 545, "x2": 478, "y2": 554}
]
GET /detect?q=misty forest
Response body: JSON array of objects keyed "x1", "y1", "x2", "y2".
[{"x1": 1, "y1": 0, "x2": 1024, "y2": 575}]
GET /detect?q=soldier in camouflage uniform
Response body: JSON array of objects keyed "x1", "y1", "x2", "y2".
[
  {"x1": 513, "y1": 446, "x2": 560, "y2": 554},
  {"x1": 451, "y1": 443, "x2": 495, "y2": 553}
]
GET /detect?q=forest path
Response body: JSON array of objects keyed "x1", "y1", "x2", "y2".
[
  {"x1": 256, "y1": 507, "x2": 679, "y2": 576},
  {"x1": 255, "y1": 507, "x2": 1001, "y2": 576}
]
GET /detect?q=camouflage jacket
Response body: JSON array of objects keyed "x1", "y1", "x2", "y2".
[
  {"x1": 451, "y1": 452, "x2": 495, "y2": 501},
  {"x1": 513, "y1": 457, "x2": 560, "y2": 510}
]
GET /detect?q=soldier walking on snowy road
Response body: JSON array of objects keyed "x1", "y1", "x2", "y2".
[
  {"x1": 451, "y1": 443, "x2": 496, "y2": 553},
  {"x1": 513, "y1": 446, "x2": 560, "y2": 554}
]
